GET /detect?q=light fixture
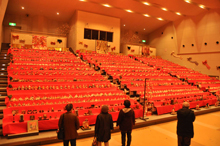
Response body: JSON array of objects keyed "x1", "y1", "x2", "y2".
[
  {"x1": 199, "y1": 5, "x2": 205, "y2": 9},
  {"x1": 21, "y1": 7, "x2": 24, "y2": 9},
  {"x1": 144, "y1": 28, "x2": 145, "y2": 30},
  {"x1": 185, "y1": 0, "x2": 191, "y2": 3},
  {"x1": 57, "y1": 12, "x2": 59, "y2": 15},
  {"x1": 162, "y1": 8, "x2": 167, "y2": 11},
  {"x1": 144, "y1": 14, "x2": 150, "y2": 17},
  {"x1": 123, "y1": 24, "x2": 126, "y2": 26},
  {"x1": 176, "y1": 12, "x2": 181, "y2": 15},
  {"x1": 103, "y1": 4, "x2": 111, "y2": 7},
  {"x1": 157, "y1": 18, "x2": 163, "y2": 21},
  {"x1": 143, "y1": 2, "x2": 150, "y2": 6},
  {"x1": 79, "y1": 0, "x2": 86, "y2": 1},
  {"x1": 126, "y1": 9, "x2": 133, "y2": 13}
]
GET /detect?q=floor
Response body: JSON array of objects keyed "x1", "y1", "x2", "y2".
[{"x1": 40, "y1": 111, "x2": 220, "y2": 146}]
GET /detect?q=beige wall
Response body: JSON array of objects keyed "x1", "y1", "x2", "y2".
[
  {"x1": 0, "y1": 0, "x2": 9, "y2": 50},
  {"x1": 148, "y1": 9, "x2": 220, "y2": 77},
  {"x1": 68, "y1": 10, "x2": 120, "y2": 53},
  {"x1": 3, "y1": 14, "x2": 67, "y2": 43}
]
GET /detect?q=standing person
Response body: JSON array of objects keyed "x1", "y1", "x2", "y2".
[
  {"x1": 117, "y1": 100, "x2": 135, "y2": 146},
  {"x1": 177, "y1": 102, "x2": 195, "y2": 146},
  {"x1": 58, "y1": 104, "x2": 80, "y2": 146},
  {"x1": 95, "y1": 105, "x2": 114, "y2": 146}
]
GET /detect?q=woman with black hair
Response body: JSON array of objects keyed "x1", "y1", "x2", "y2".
[
  {"x1": 117, "y1": 100, "x2": 135, "y2": 146},
  {"x1": 58, "y1": 104, "x2": 80, "y2": 146},
  {"x1": 95, "y1": 105, "x2": 113, "y2": 146}
]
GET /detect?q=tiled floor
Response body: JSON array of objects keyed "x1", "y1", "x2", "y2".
[{"x1": 40, "y1": 111, "x2": 220, "y2": 146}]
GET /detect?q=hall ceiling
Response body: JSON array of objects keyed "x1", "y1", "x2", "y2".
[{"x1": 5, "y1": 0, "x2": 220, "y2": 34}]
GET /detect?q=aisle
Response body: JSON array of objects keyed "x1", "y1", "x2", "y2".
[{"x1": 40, "y1": 111, "x2": 220, "y2": 146}]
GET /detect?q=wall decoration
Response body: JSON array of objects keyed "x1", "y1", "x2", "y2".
[
  {"x1": 96, "y1": 40, "x2": 108, "y2": 54},
  {"x1": 202, "y1": 60, "x2": 210, "y2": 70},
  {"x1": 84, "y1": 44, "x2": 88, "y2": 48},
  {"x1": 217, "y1": 66, "x2": 220, "y2": 70},
  {"x1": 32, "y1": 35, "x2": 47, "y2": 50},
  {"x1": 57, "y1": 39, "x2": 62, "y2": 44},
  {"x1": 79, "y1": 41, "x2": 83, "y2": 45},
  {"x1": 142, "y1": 46, "x2": 152, "y2": 56},
  {"x1": 19, "y1": 39, "x2": 25, "y2": 44},
  {"x1": 187, "y1": 57, "x2": 199, "y2": 65},
  {"x1": 111, "y1": 46, "x2": 116, "y2": 52},
  {"x1": 12, "y1": 35, "x2": 19, "y2": 40},
  {"x1": 51, "y1": 42, "x2": 56, "y2": 45},
  {"x1": 131, "y1": 49, "x2": 135, "y2": 52},
  {"x1": 170, "y1": 51, "x2": 183, "y2": 59}
]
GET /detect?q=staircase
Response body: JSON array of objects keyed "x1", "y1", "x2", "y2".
[{"x1": 0, "y1": 43, "x2": 10, "y2": 136}]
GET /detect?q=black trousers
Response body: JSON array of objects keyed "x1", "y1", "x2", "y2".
[
  {"x1": 121, "y1": 131, "x2": 131, "y2": 146},
  {"x1": 178, "y1": 136, "x2": 191, "y2": 146},
  {"x1": 63, "y1": 139, "x2": 76, "y2": 146}
]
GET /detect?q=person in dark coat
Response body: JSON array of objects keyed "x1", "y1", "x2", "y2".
[
  {"x1": 58, "y1": 104, "x2": 80, "y2": 146},
  {"x1": 117, "y1": 100, "x2": 135, "y2": 146},
  {"x1": 177, "y1": 102, "x2": 195, "y2": 146},
  {"x1": 95, "y1": 105, "x2": 113, "y2": 146}
]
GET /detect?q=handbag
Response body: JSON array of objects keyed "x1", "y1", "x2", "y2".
[
  {"x1": 57, "y1": 114, "x2": 65, "y2": 139},
  {"x1": 92, "y1": 137, "x2": 98, "y2": 146}
]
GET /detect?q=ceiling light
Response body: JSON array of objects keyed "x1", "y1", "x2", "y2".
[
  {"x1": 144, "y1": 28, "x2": 145, "y2": 30},
  {"x1": 22, "y1": 7, "x2": 24, "y2": 9},
  {"x1": 185, "y1": 0, "x2": 191, "y2": 3},
  {"x1": 79, "y1": 0, "x2": 86, "y2": 1},
  {"x1": 57, "y1": 12, "x2": 59, "y2": 15},
  {"x1": 143, "y1": 2, "x2": 150, "y2": 6},
  {"x1": 162, "y1": 8, "x2": 167, "y2": 11},
  {"x1": 144, "y1": 14, "x2": 150, "y2": 17},
  {"x1": 157, "y1": 18, "x2": 163, "y2": 21},
  {"x1": 103, "y1": 4, "x2": 111, "y2": 7},
  {"x1": 199, "y1": 5, "x2": 205, "y2": 9},
  {"x1": 126, "y1": 9, "x2": 133, "y2": 13},
  {"x1": 176, "y1": 12, "x2": 181, "y2": 15},
  {"x1": 123, "y1": 24, "x2": 126, "y2": 26}
]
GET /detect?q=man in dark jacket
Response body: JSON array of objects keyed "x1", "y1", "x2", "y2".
[
  {"x1": 117, "y1": 100, "x2": 135, "y2": 146},
  {"x1": 177, "y1": 102, "x2": 195, "y2": 146}
]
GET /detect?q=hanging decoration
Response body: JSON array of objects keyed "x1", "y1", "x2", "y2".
[
  {"x1": 57, "y1": 39, "x2": 62, "y2": 44},
  {"x1": 96, "y1": 40, "x2": 108, "y2": 54},
  {"x1": 32, "y1": 35, "x2": 47, "y2": 50},
  {"x1": 202, "y1": 60, "x2": 210, "y2": 69},
  {"x1": 142, "y1": 46, "x2": 152, "y2": 56},
  {"x1": 51, "y1": 42, "x2": 56, "y2": 45},
  {"x1": 79, "y1": 41, "x2": 83, "y2": 45},
  {"x1": 170, "y1": 51, "x2": 183, "y2": 59},
  {"x1": 84, "y1": 44, "x2": 88, "y2": 48},
  {"x1": 131, "y1": 49, "x2": 135, "y2": 52},
  {"x1": 111, "y1": 46, "x2": 115, "y2": 52},
  {"x1": 217, "y1": 66, "x2": 220, "y2": 70},
  {"x1": 12, "y1": 35, "x2": 19, "y2": 40},
  {"x1": 19, "y1": 39, "x2": 25, "y2": 44},
  {"x1": 127, "y1": 46, "x2": 131, "y2": 50},
  {"x1": 187, "y1": 57, "x2": 199, "y2": 65}
]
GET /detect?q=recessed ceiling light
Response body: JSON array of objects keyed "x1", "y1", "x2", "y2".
[
  {"x1": 162, "y1": 8, "x2": 167, "y2": 11},
  {"x1": 123, "y1": 24, "x2": 126, "y2": 26},
  {"x1": 199, "y1": 5, "x2": 205, "y2": 9},
  {"x1": 103, "y1": 4, "x2": 111, "y2": 7},
  {"x1": 126, "y1": 9, "x2": 133, "y2": 13},
  {"x1": 176, "y1": 12, "x2": 181, "y2": 15},
  {"x1": 143, "y1": 2, "x2": 150, "y2": 6},
  {"x1": 79, "y1": 0, "x2": 86, "y2": 1},
  {"x1": 157, "y1": 18, "x2": 163, "y2": 21},
  {"x1": 57, "y1": 12, "x2": 59, "y2": 15},
  {"x1": 144, "y1": 14, "x2": 150, "y2": 17},
  {"x1": 22, "y1": 7, "x2": 24, "y2": 9},
  {"x1": 144, "y1": 28, "x2": 145, "y2": 30},
  {"x1": 185, "y1": 0, "x2": 191, "y2": 3}
]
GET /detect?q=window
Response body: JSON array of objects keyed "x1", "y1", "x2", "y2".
[
  {"x1": 92, "y1": 30, "x2": 98, "y2": 40},
  {"x1": 99, "y1": 31, "x2": 106, "y2": 41},
  {"x1": 84, "y1": 28, "x2": 113, "y2": 42},
  {"x1": 84, "y1": 29, "x2": 91, "y2": 39},
  {"x1": 107, "y1": 32, "x2": 113, "y2": 42}
]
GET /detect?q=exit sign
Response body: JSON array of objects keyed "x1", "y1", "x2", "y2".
[
  {"x1": 9, "y1": 22, "x2": 16, "y2": 26},
  {"x1": 142, "y1": 40, "x2": 146, "y2": 43}
]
